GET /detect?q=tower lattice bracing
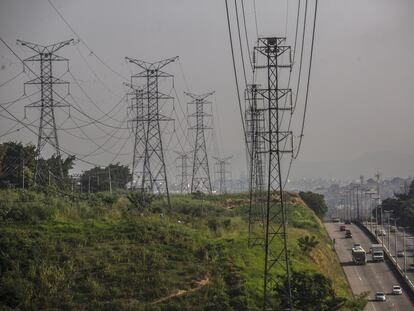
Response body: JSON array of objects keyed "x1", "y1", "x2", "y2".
[
  {"x1": 213, "y1": 156, "x2": 232, "y2": 194},
  {"x1": 245, "y1": 83, "x2": 266, "y2": 247},
  {"x1": 18, "y1": 39, "x2": 73, "y2": 186},
  {"x1": 125, "y1": 82, "x2": 146, "y2": 189},
  {"x1": 254, "y1": 37, "x2": 293, "y2": 310},
  {"x1": 175, "y1": 151, "x2": 190, "y2": 193},
  {"x1": 186, "y1": 91, "x2": 214, "y2": 194},
  {"x1": 126, "y1": 56, "x2": 178, "y2": 209}
]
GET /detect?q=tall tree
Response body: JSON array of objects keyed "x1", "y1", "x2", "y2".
[{"x1": 0, "y1": 142, "x2": 36, "y2": 188}]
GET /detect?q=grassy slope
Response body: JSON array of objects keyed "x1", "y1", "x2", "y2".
[{"x1": 0, "y1": 190, "x2": 353, "y2": 310}]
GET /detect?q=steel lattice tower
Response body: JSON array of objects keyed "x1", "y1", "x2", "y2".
[
  {"x1": 185, "y1": 91, "x2": 214, "y2": 194},
  {"x1": 254, "y1": 37, "x2": 293, "y2": 310},
  {"x1": 175, "y1": 151, "x2": 190, "y2": 193},
  {"x1": 18, "y1": 39, "x2": 73, "y2": 185},
  {"x1": 213, "y1": 156, "x2": 232, "y2": 194},
  {"x1": 125, "y1": 82, "x2": 146, "y2": 190},
  {"x1": 125, "y1": 56, "x2": 177, "y2": 209},
  {"x1": 245, "y1": 83, "x2": 266, "y2": 247}
]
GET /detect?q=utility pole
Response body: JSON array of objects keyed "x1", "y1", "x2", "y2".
[
  {"x1": 108, "y1": 166, "x2": 112, "y2": 194},
  {"x1": 125, "y1": 82, "x2": 146, "y2": 190},
  {"x1": 354, "y1": 184, "x2": 360, "y2": 222},
  {"x1": 18, "y1": 39, "x2": 73, "y2": 187},
  {"x1": 245, "y1": 83, "x2": 266, "y2": 247},
  {"x1": 375, "y1": 173, "x2": 382, "y2": 230},
  {"x1": 254, "y1": 37, "x2": 293, "y2": 310},
  {"x1": 185, "y1": 91, "x2": 214, "y2": 194},
  {"x1": 21, "y1": 151, "x2": 25, "y2": 189},
  {"x1": 175, "y1": 151, "x2": 190, "y2": 193},
  {"x1": 125, "y1": 56, "x2": 177, "y2": 211},
  {"x1": 213, "y1": 156, "x2": 232, "y2": 194}
]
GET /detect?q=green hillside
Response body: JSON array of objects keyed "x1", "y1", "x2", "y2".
[{"x1": 0, "y1": 189, "x2": 363, "y2": 310}]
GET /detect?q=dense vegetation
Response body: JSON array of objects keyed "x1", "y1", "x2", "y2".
[
  {"x1": 299, "y1": 191, "x2": 328, "y2": 218},
  {"x1": 0, "y1": 189, "x2": 363, "y2": 310},
  {"x1": 380, "y1": 179, "x2": 414, "y2": 231},
  {"x1": 0, "y1": 141, "x2": 130, "y2": 191}
]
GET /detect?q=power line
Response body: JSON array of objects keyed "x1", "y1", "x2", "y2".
[
  {"x1": 294, "y1": 0, "x2": 318, "y2": 159},
  {"x1": 47, "y1": 0, "x2": 128, "y2": 81},
  {"x1": 234, "y1": 0, "x2": 249, "y2": 87},
  {"x1": 240, "y1": 0, "x2": 253, "y2": 68},
  {"x1": 0, "y1": 70, "x2": 23, "y2": 88},
  {"x1": 224, "y1": 0, "x2": 250, "y2": 157}
]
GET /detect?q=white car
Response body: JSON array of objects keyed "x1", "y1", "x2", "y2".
[
  {"x1": 376, "y1": 229, "x2": 386, "y2": 236},
  {"x1": 392, "y1": 285, "x2": 402, "y2": 295},
  {"x1": 353, "y1": 243, "x2": 361, "y2": 249},
  {"x1": 375, "y1": 292, "x2": 386, "y2": 301},
  {"x1": 397, "y1": 250, "x2": 405, "y2": 257}
]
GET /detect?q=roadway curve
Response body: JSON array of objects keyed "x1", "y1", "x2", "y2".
[{"x1": 325, "y1": 222, "x2": 413, "y2": 310}]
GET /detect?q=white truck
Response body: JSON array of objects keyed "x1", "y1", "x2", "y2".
[
  {"x1": 370, "y1": 244, "x2": 384, "y2": 262},
  {"x1": 352, "y1": 246, "x2": 367, "y2": 265}
]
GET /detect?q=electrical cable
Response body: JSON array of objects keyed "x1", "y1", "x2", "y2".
[
  {"x1": 234, "y1": 0, "x2": 249, "y2": 87},
  {"x1": 0, "y1": 70, "x2": 23, "y2": 88},
  {"x1": 293, "y1": 0, "x2": 318, "y2": 159},
  {"x1": 240, "y1": 0, "x2": 253, "y2": 69},
  {"x1": 224, "y1": 0, "x2": 250, "y2": 157},
  {"x1": 47, "y1": 0, "x2": 128, "y2": 81}
]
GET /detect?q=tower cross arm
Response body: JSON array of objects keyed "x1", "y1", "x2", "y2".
[
  {"x1": 125, "y1": 56, "x2": 178, "y2": 71},
  {"x1": 17, "y1": 39, "x2": 73, "y2": 54},
  {"x1": 184, "y1": 91, "x2": 215, "y2": 101}
]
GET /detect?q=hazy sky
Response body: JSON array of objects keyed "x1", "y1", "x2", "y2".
[{"x1": 1, "y1": 0, "x2": 414, "y2": 181}]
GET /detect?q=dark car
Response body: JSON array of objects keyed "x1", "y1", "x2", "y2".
[
  {"x1": 345, "y1": 229, "x2": 352, "y2": 238},
  {"x1": 344, "y1": 220, "x2": 351, "y2": 225}
]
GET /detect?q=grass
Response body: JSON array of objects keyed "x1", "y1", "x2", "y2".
[{"x1": 0, "y1": 189, "x2": 358, "y2": 310}]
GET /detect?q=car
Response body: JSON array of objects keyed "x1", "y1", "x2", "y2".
[
  {"x1": 344, "y1": 220, "x2": 351, "y2": 225},
  {"x1": 376, "y1": 229, "x2": 386, "y2": 236},
  {"x1": 397, "y1": 250, "x2": 405, "y2": 257},
  {"x1": 345, "y1": 229, "x2": 352, "y2": 238},
  {"x1": 392, "y1": 285, "x2": 402, "y2": 295},
  {"x1": 340, "y1": 225, "x2": 346, "y2": 231},
  {"x1": 353, "y1": 243, "x2": 361, "y2": 249},
  {"x1": 375, "y1": 292, "x2": 386, "y2": 301},
  {"x1": 390, "y1": 226, "x2": 397, "y2": 233}
]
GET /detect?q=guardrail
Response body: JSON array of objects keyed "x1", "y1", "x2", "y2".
[{"x1": 356, "y1": 221, "x2": 414, "y2": 302}]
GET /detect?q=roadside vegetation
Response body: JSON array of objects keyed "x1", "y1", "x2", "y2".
[
  {"x1": 0, "y1": 188, "x2": 364, "y2": 310},
  {"x1": 380, "y1": 179, "x2": 414, "y2": 231}
]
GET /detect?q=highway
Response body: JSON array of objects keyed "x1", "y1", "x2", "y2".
[
  {"x1": 366, "y1": 222, "x2": 414, "y2": 285},
  {"x1": 325, "y1": 222, "x2": 414, "y2": 310}
]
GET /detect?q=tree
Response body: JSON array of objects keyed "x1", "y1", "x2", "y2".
[
  {"x1": 0, "y1": 142, "x2": 36, "y2": 188},
  {"x1": 36, "y1": 154, "x2": 75, "y2": 187},
  {"x1": 297, "y1": 235, "x2": 319, "y2": 255},
  {"x1": 276, "y1": 271, "x2": 346, "y2": 311},
  {"x1": 80, "y1": 163, "x2": 131, "y2": 192},
  {"x1": 299, "y1": 191, "x2": 328, "y2": 218}
]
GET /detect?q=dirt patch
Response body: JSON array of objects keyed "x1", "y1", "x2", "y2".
[{"x1": 152, "y1": 276, "x2": 210, "y2": 304}]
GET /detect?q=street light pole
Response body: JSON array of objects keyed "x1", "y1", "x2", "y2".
[{"x1": 384, "y1": 210, "x2": 392, "y2": 252}]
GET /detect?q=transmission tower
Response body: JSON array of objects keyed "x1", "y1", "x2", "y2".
[
  {"x1": 185, "y1": 91, "x2": 214, "y2": 194},
  {"x1": 245, "y1": 83, "x2": 266, "y2": 247},
  {"x1": 125, "y1": 56, "x2": 178, "y2": 210},
  {"x1": 125, "y1": 82, "x2": 146, "y2": 190},
  {"x1": 254, "y1": 37, "x2": 293, "y2": 310},
  {"x1": 213, "y1": 156, "x2": 232, "y2": 194},
  {"x1": 18, "y1": 39, "x2": 73, "y2": 185},
  {"x1": 175, "y1": 151, "x2": 190, "y2": 193}
]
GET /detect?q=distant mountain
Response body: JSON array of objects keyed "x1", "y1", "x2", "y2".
[{"x1": 291, "y1": 151, "x2": 414, "y2": 180}]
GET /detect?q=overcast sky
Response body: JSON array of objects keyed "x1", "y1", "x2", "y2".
[{"x1": 1, "y1": 0, "x2": 414, "y2": 181}]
